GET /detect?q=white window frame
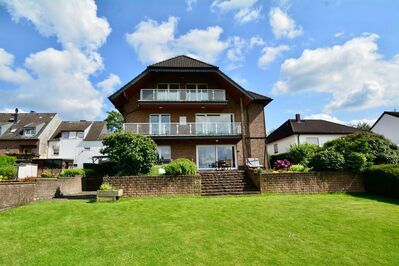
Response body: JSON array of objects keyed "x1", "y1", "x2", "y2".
[
  {"x1": 273, "y1": 143, "x2": 278, "y2": 154},
  {"x1": 157, "y1": 145, "x2": 171, "y2": 161},
  {"x1": 61, "y1": 131, "x2": 70, "y2": 139},
  {"x1": 196, "y1": 145, "x2": 238, "y2": 170},
  {"x1": 149, "y1": 114, "x2": 171, "y2": 134}
]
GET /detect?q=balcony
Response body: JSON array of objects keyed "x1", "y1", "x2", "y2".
[
  {"x1": 124, "y1": 122, "x2": 241, "y2": 139},
  {"x1": 139, "y1": 89, "x2": 226, "y2": 102}
]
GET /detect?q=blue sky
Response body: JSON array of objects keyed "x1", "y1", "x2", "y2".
[{"x1": 0, "y1": 0, "x2": 398, "y2": 130}]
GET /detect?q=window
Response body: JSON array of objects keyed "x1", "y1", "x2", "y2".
[
  {"x1": 53, "y1": 144, "x2": 59, "y2": 155},
  {"x1": 69, "y1": 131, "x2": 77, "y2": 139},
  {"x1": 195, "y1": 113, "x2": 234, "y2": 134},
  {"x1": 150, "y1": 114, "x2": 170, "y2": 135},
  {"x1": 157, "y1": 146, "x2": 171, "y2": 162},
  {"x1": 84, "y1": 147, "x2": 90, "y2": 151},
  {"x1": 196, "y1": 145, "x2": 237, "y2": 169},
  {"x1": 179, "y1": 116, "x2": 187, "y2": 125},
  {"x1": 61, "y1": 131, "x2": 69, "y2": 139},
  {"x1": 24, "y1": 128, "x2": 36, "y2": 136},
  {"x1": 274, "y1": 144, "x2": 278, "y2": 154},
  {"x1": 77, "y1": 131, "x2": 84, "y2": 138},
  {"x1": 305, "y1": 137, "x2": 320, "y2": 146}
]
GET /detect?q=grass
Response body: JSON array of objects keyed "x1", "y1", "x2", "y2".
[{"x1": 1, "y1": 194, "x2": 398, "y2": 265}]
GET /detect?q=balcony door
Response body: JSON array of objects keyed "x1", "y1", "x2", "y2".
[
  {"x1": 150, "y1": 114, "x2": 170, "y2": 135},
  {"x1": 196, "y1": 145, "x2": 237, "y2": 170},
  {"x1": 195, "y1": 114, "x2": 233, "y2": 135}
]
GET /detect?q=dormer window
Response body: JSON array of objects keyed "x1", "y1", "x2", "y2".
[
  {"x1": 24, "y1": 128, "x2": 36, "y2": 136},
  {"x1": 61, "y1": 131, "x2": 84, "y2": 139}
]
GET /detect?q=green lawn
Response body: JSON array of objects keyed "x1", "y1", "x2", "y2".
[{"x1": 1, "y1": 194, "x2": 398, "y2": 265}]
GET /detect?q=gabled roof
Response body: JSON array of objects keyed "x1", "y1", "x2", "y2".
[
  {"x1": 0, "y1": 112, "x2": 57, "y2": 140},
  {"x1": 149, "y1": 55, "x2": 218, "y2": 69},
  {"x1": 267, "y1": 118, "x2": 362, "y2": 143},
  {"x1": 370, "y1": 111, "x2": 399, "y2": 130},
  {"x1": 50, "y1": 121, "x2": 107, "y2": 141},
  {"x1": 109, "y1": 55, "x2": 272, "y2": 110}
]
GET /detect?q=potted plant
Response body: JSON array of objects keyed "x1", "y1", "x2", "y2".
[{"x1": 96, "y1": 183, "x2": 123, "y2": 201}]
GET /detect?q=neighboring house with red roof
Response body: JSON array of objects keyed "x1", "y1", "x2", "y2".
[
  {"x1": 371, "y1": 111, "x2": 399, "y2": 145},
  {"x1": 47, "y1": 121, "x2": 108, "y2": 168},
  {"x1": 266, "y1": 114, "x2": 361, "y2": 155}
]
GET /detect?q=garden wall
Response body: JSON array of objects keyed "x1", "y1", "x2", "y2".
[
  {"x1": 104, "y1": 175, "x2": 201, "y2": 197},
  {"x1": 248, "y1": 171, "x2": 364, "y2": 193},
  {"x1": 35, "y1": 176, "x2": 82, "y2": 200},
  {"x1": 0, "y1": 182, "x2": 36, "y2": 210}
]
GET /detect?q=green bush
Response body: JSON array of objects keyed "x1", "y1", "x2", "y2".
[
  {"x1": 288, "y1": 143, "x2": 320, "y2": 166},
  {"x1": 41, "y1": 169, "x2": 56, "y2": 178},
  {"x1": 99, "y1": 183, "x2": 114, "y2": 191},
  {"x1": 309, "y1": 150, "x2": 345, "y2": 171},
  {"x1": 323, "y1": 132, "x2": 399, "y2": 166},
  {"x1": 0, "y1": 165, "x2": 17, "y2": 178},
  {"x1": 269, "y1": 152, "x2": 290, "y2": 166},
  {"x1": 363, "y1": 164, "x2": 399, "y2": 198},
  {"x1": 346, "y1": 152, "x2": 367, "y2": 172},
  {"x1": 60, "y1": 168, "x2": 86, "y2": 177},
  {"x1": 101, "y1": 132, "x2": 157, "y2": 176},
  {"x1": 164, "y1": 159, "x2": 197, "y2": 175},
  {"x1": 288, "y1": 164, "x2": 307, "y2": 172},
  {"x1": 0, "y1": 155, "x2": 16, "y2": 167}
]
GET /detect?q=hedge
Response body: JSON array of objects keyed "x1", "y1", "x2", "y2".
[
  {"x1": 363, "y1": 164, "x2": 399, "y2": 198},
  {"x1": 0, "y1": 155, "x2": 16, "y2": 167}
]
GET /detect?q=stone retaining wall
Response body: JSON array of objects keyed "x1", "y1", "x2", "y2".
[
  {"x1": 104, "y1": 175, "x2": 201, "y2": 197},
  {"x1": 0, "y1": 182, "x2": 36, "y2": 210},
  {"x1": 248, "y1": 171, "x2": 364, "y2": 193}
]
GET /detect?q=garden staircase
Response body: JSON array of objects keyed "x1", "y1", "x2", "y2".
[{"x1": 200, "y1": 170, "x2": 259, "y2": 196}]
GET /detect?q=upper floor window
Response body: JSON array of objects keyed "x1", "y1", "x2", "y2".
[
  {"x1": 157, "y1": 83, "x2": 180, "y2": 89},
  {"x1": 61, "y1": 131, "x2": 84, "y2": 139},
  {"x1": 273, "y1": 144, "x2": 278, "y2": 154},
  {"x1": 24, "y1": 128, "x2": 36, "y2": 136},
  {"x1": 186, "y1": 84, "x2": 208, "y2": 90}
]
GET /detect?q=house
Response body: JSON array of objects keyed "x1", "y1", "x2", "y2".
[
  {"x1": 108, "y1": 55, "x2": 272, "y2": 170},
  {"x1": 371, "y1": 111, "x2": 399, "y2": 145},
  {"x1": 47, "y1": 121, "x2": 107, "y2": 168},
  {"x1": 267, "y1": 114, "x2": 361, "y2": 155},
  {"x1": 0, "y1": 109, "x2": 61, "y2": 158}
]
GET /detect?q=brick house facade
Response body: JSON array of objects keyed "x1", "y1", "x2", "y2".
[{"x1": 109, "y1": 56, "x2": 272, "y2": 170}]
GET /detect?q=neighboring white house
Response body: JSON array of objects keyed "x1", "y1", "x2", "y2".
[
  {"x1": 371, "y1": 111, "x2": 399, "y2": 145},
  {"x1": 266, "y1": 114, "x2": 361, "y2": 155},
  {"x1": 47, "y1": 121, "x2": 107, "y2": 168}
]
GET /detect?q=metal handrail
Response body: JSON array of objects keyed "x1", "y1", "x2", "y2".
[
  {"x1": 139, "y1": 89, "x2": 226, "y2": 101},
  {"x1": 124, "y1": 122, "x2": 241, "y2": 136}
]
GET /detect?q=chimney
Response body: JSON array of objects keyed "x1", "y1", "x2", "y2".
[
  {"x1": 295, "y1": 113, "x2": 301, "y2": 122},
  {"x1": 14, "y1": 108, "x2": 19, "y2": 123}
]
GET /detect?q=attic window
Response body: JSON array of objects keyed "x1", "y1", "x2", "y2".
[{"x1": 24, "y1": 128, "x2": 36, "y2": 136}]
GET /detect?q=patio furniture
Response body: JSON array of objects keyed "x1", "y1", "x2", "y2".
[{"x1": 246, "y1": 158, "x2": 263, "y2": 168}]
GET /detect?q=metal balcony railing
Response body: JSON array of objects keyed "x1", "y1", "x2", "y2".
[
  {"x1": 123, "y1": 122, "x2": 241, "y2": 136},
  {"x1": 139, "y1": 89, "x2": 226, "y2": 102}
]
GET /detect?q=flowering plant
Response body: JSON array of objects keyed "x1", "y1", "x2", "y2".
[{"x1": 273, "y1": 159, "x2": 292, "y2": 170}]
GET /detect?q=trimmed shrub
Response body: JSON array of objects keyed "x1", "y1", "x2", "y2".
[
  {"x1": 269, "y1": 152, "x2": 290, "y2": 166},
  {"x1": 346, "y1": 152, "x2": 367, "y2": 173},
  {"x1": 363, "y1": 164, "x2": 399, "y2": 198},
  {"x1": 0, "y1": 165, "x2": 17, "y2": 178},
  {"x1": 288, "y1": 164, "x2": 307, "y2": 172},
  {"x1": 273, "y1": 159, "x2": 292, "y2": 170},
  {"x1": 99, "y1": 183, "x2": 114, "y2": 191},
  {"x1": 288, "y1": 143, "x2": 320, "y2": 166},
  {"x1": 41, "y1": 169, "x2": 56, "y2": 178},
  {"x1": 0, "y1": 155, "x2": 16, "y2": 167},
  {"x1": 164, "y1": 159, "x2": 197, "y2": 175},
  {"x1": 60, "y1": 168, "x2": 86, "y2": 177},
  {"x1": 101, "y1": 132, "x2": 157, "y2": 176},
  {"x1": 309, "y1": 150, "x2": 345, "y2": 171}
]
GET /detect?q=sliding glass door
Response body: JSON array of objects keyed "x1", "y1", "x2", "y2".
[
  {"x1": 195, "y1": 114, "x2": 234, "y2": 135},
  {"x1": 196, "y1": 145, "x2": 237, "y2": 170},
  {"x1": 150, "y1": 114, "x2": 170, "y2": 135}
]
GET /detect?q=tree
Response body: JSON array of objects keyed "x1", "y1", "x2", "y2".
[
  {"x1": 353, "y1": 121, "x2": 371, "y2": 131},
  {"x1": 101, "y1": 132, "x2": 157, "y2": 175},
  {"x1": 105, "y1": 110, "x2": 124, "y2": 132}
]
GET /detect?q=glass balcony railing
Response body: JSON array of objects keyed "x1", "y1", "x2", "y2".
[
  {"x1": 123, "y1": 122, "x2": 241, "y2": 136},
  {"x1": 139, "y1": 89, "x2": 226, "y2": 102}
]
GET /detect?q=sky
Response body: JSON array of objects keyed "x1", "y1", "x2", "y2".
[{"x1": 0, "y1": 0, "x2": 398, "y2": 130}]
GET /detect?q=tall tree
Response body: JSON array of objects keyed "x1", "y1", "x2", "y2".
[
  {"x1": 354, "y1": 121, "x2": 371, "y2": 131},
  {"x1": 105, "y1": 110, "x2": 124, "y2": 132}
]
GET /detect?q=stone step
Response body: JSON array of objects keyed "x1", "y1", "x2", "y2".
[{"x1": 201, "y1": 190, "x2": 260, "y2": 196}]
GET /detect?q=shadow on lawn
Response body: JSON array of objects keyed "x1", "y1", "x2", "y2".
[{"x1": 347, "y1": 193, "x2": 399, "y2": 205}]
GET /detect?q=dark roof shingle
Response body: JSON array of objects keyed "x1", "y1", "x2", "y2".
[
  {"x1": 50, "y1": 121, "x2": 107, "y2": 141},
  {"x1": 149, "y1": 55, "x2": 218, "y2": 69},
  {"x1": 267, "y1": 119, "x2": 362, "y2": 143}
]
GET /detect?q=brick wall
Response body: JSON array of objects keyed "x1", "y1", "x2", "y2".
[
  {"x1": 252, "y1": 171, "x2": 364, "y2": 193},
  {"x1": 35, "y1": 176, "x2": 82, "y2": 200},
  {"x1": 0, "y1": 182, "x2": 36, "y2": 210},
  {"x1": 104, "y1": 175, "x2": 201, "y2": 197}
]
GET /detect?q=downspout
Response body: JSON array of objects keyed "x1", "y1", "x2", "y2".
[{"x1": 240, "y1": 96, "x2": 247, "y2": 168}]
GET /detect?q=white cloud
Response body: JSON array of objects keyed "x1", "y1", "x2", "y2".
[
  {"x1": 97, "y1": 74, "x2": 121, "y2": 95},
  {"x1": 0, "y1": 0, "x2": 112, "y2": 120},
  {"x1": 186, "y1": 0, "x2": 197, "y2": 11},
  {"x1": 304, "y1": 113, "x2": 376, "y2": 127},
  {"x1": 0, "y1": 48, "x2": 31, "y2": 84},
  {"x1": 211, "y1": 0, "x2": 262, "y2": 24},
  {"x1": 226, "y1": 36, "x2": 247, "y2": 68},
  {"x1": 269, "y1": 7, "x2": 303, "y2": 39},
  {"x1": 249, "y1": 35, "x2": 265, "y2": 48},
  {"x1": 258, "y1": 45, "x2": 290, "y2": 69},
  {"x1": 126, "y1": 16, "x2": 228, "y2": 64},
  {"x1": 334, "y1": 31, "x2": 344, "y2": 38},
  {"x1": 1, "y1": 0, "x2": 111, "y2": 51},
  {"x1": 272, "y1": 34, "x2": 399, "y2": 112}
]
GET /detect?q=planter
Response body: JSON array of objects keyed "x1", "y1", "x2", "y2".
[{"x1": 96, "y1": 189, "x2": 123, "y2": 201}]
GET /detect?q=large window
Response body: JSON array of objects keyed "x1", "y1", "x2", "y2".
[
  {"x1": 157, "y1": 83, "x2": 180, "y2": 101},
  {"x1": 24, "y1": 128, "x2": 36, "y2": 136},
  {"x1": 196, "y1": 145, "x2": 237, "y2": 169},
  {"x1": 186, "y1": 84, "x2": 209, "y2": 101},
  {"x1": 195, "y1": 114, "x2": 234, "y2": 135},
  {"x1": 157, "y1": 146, "x2": 171, "y2": 162},
  {"x1": 150, "y1": 114, "x2": 170, "y2": 135}
]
